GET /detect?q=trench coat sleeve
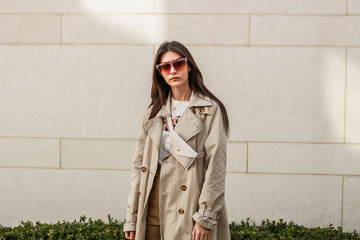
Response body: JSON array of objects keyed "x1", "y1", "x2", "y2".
[
  {"x1": 123, "y1": 112, "x2": 148, "y2": 232},
  {"x1": 192, "y1": 103, "x2": 227, "y2": 231}
]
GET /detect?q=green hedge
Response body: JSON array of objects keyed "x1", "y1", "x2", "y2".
[{"x1": 0, "y1": 215, "x2": 359, "y2": 240}]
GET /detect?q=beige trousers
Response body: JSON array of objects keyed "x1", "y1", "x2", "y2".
[{"x1": 145, "y1": 165, "x2": 161, "y2": 240}]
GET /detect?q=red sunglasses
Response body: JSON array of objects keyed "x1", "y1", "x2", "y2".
[{"x1": 156, "y1": 58, "x2": 188, "y2": 75}]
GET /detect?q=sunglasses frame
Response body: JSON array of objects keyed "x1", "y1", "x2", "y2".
[{"x1": 156, "y1": 58, "x2": 188, "y2": 75}]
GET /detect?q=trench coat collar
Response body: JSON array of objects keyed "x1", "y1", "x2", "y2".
[
  {"x1": 144, "y1": 90, "x2": 213, "y2": 151},
  {"x1": 159, "y1": 90, "x2": 213, "y2": 118}
]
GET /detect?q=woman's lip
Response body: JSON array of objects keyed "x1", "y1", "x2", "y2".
[{"x1": 170, "y1": 77, "x2": 179, "y2": 80}]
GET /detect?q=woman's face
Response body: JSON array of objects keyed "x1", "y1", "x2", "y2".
[{"x1": 159, "y1": 51, "x2": 191, "y2": 89}]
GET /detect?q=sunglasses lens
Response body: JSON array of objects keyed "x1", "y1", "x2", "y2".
[
  {"x1": 173, "y1": 60, "x2": 186, "y2": 71},
  {"x1": 159, "y1": 64, "x2": 171, "y2": 74}
]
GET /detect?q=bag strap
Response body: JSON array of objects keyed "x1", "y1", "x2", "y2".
[{"x1": 166, "y1": 116, "x2": 174, "y2": 132}]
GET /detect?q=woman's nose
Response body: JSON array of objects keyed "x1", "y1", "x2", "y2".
[{"x1": 170, "y1": 65, "x2": 177, "y2": 74}]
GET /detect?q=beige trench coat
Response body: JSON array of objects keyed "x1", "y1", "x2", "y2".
[{"x1": 124, "y1": 91, "x2": 230, "y2": 240}]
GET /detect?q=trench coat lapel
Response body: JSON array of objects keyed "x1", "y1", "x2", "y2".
[
  {"x1": 174, "y1": 91, "x2": 212, "y2": 142},
  {"x1": 143, "y1": 91, "x2": 213, "y2": 154},
  {"x1": 143, "y1": 94, "x2": 171, "y2": 152}
]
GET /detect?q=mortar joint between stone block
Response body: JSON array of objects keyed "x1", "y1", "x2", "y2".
[
  {"x1": 59, "y1": 138, "x2": 62, "y2": 169},
  {"x1": 346, "y1": 0, "x2": 349, "y2": 16},
  {"x1": 248, "y1": 15, "x2": 251, "y2": 47},
  {"x1": 246, "y1": 142, "x2": 249, "y2": 173},
  {"x1": 341, "y1": 175, "x2": 344, "y2": 228},
  {"x1": 61, "y1": 14, "x2": 64, "y2": 44},
  {"x1": 344, "y1": 47, "x2": 348, "y2": 144}
]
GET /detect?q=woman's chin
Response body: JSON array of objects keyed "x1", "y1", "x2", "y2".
[{"x1": 170, "y1": 81, "x2": 187, "y2": 88}]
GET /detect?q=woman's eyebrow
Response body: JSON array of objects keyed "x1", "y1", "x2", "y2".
[{"x1": 160, "y1": 58, "x2": 182, "y2": 64}]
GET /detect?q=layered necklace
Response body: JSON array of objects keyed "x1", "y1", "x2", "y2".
[{"x1": 171, "y1": 97, "x2": 189, "y2": 120}]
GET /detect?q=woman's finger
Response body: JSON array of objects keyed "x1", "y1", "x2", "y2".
[
  {"x1": 124, "y1": 231, "x2": 135, "y2": 240},
  {"x1": 206, "y1": 231, "x2": 210, "y2": 240}
]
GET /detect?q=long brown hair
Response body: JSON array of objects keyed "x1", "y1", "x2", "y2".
[{"x1": 148, "y1": 41, "x2": 229, "y2": 137}]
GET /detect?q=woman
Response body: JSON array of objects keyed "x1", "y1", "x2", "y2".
[{"x1": 124, "y1": 41, "x2": 230, "y2": 240}]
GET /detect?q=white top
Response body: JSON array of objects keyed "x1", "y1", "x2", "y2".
[{"x1": 158, "y1": 98, "x2": 189, "y2": 164}]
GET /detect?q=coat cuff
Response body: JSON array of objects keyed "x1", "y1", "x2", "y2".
[
  {"x1": 123, "y1": 220, "x2": 136, "y2": 232},
  {"x1": 124, "y1": 214, "x2": 137, "y2": 232},
  {"x1": 192, "y1": 209, "x2": 219, "y2": 231}
]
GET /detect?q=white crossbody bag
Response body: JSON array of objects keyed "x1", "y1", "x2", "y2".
[{"x1": 163, "y1": 116, "x2": 199, "y2": 170}]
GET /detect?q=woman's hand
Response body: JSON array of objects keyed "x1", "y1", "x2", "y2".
[
  {"x1": 125, "y1": 231, "x2": 136, "y2": 239},
  {"x1": 192, "y1": 222, "x2": 211, "y2": 240}
]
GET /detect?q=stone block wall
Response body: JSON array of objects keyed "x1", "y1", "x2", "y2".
[{"x1": 0, "y1": 0, "x2": 359, "y2": 232}]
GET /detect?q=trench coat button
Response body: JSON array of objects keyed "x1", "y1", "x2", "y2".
[
  {"x1": 177, "y1": 148, "x2": 180, "y2": 151},
  {"x1": 141, "y1": 167, "x2": 147, "y2": 172},
  {"x1": 180, "y1": 185, "x2": 187, "y2": 191},
  {"x1": 138, "y1": 191, "x2": 141, "y2": 196},
  {"x1": 164, "y1": 142, "x2": 172, "y2": 150},
  {"x1": 199, "y1": 107, "x2": 205, "y2": 113},
  {"x1": 178, "y1": 209, "x2": 185, "y2": 214}
]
